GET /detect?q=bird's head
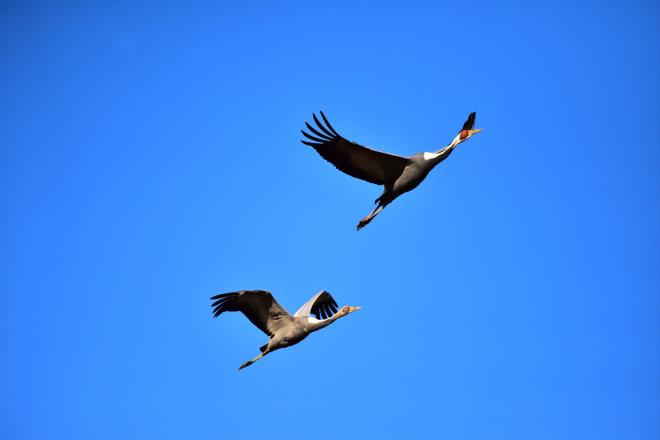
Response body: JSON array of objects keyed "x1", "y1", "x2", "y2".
[
  {"x1": 459, "y1": 128, "x2": 483, "y2": 141},
  {"x1": 450, "y1": 112, "x2": 482, "y2": 147},
  {"x1": 339, "y1": 305, "x2": 362, "y2": 316}
]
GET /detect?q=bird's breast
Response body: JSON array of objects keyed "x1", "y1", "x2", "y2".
[{"x1": 392, "y1": 161, "x2": 432, "y2": 195}]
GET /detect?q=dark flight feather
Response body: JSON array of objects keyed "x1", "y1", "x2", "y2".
[
  {"x1": 301, "y1": 130, "x2": 328, "y2": 143},
  {"x1": 305, "y1": 122, "x2": 333, "y2": 140},
  {"x1": 313, "y1": 113, "x2": 336, "y2": 138},
  {"x1": 301, "y1": 112, "x2": 409, "y2": 185},
  {"x1": 210, "y1": 290, "x2": 292, "y2": 336},
  {"x1": 319, "y1": 111, "x2": 340, "y2": 136}
]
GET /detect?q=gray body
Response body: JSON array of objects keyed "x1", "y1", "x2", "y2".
[
  {"x1": 383, "y1": 149, "x2": 454, "y2": 206},
  {"x1": 264, "y1": 315, "x2": 328, "y2": 353}
]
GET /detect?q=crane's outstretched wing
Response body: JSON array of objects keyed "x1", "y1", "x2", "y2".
[
  {"x1": 301, "y1": 112, "x2": 409, "y2": 186},
  {"x1": 210, "y1": 290, "x2": 293, "y2": 336},
  {"x1": 294, "y1": 290, "x2": 339, "y2": 320},
  {"x1": 461, "y1": 112, "x2": 477, "y2": 131}
]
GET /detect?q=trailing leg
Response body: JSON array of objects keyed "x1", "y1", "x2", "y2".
[
  {"x1": 238, "y1": 349, "x2": 268, "y2": 370},
  {"x1": 357, "y1": 204, "x2": 384, "y2": 230}
]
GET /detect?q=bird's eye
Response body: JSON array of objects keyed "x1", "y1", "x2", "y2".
[{"x1": 459, "y1": 129, "x2": 469, "y2": 140}]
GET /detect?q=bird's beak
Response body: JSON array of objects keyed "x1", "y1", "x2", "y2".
[
  {"x1": 348, "y1": 306, "x2": 362, "y2": 313},
  {"x1": 471, "y1": 128, "x2": 483, "y2": 135}
]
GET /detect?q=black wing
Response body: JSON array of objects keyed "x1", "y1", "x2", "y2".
[
  {"x1": 301, "y1": 112, "x2": 409, "y2": 186},
  {"x1": 461, "y1": 112, "x2": 477, "y2": 131},
  {"x1": 293, "y1": 290, "x2": 339, "y2": 320},
  {"x1": 210, "y1": 290, "x2": 293, "y2": 336}
]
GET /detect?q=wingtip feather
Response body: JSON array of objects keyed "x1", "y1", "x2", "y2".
[
  {"x1": 312, "y1": 113, "x2": 336, "y2": 138},
  {"x1": 305, "y1": 122, "x2": 333, "y2": 140},
  {"x1": 319, "y1": 111, "x2": 340, "y2": 136},
  {"x1": 301, "y1": 130, "x2": 329, "y2": 143}
]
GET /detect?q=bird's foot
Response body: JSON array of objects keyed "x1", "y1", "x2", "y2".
[
  {"x1": 357, "y1": 217, "x2": 370, "y2": 231},
  {"x1": 238, "y1": 351, "x2": 265, "y2": 370}
]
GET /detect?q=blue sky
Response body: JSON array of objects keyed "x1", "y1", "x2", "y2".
[{"x1": 1, "y1": 1, "x2": 659, "y2": 439}]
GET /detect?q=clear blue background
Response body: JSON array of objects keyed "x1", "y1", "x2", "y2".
[{"x1": 1, "y1": 1, "x2": 659, "y2": 439}]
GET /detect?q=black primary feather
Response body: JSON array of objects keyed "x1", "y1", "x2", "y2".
[
  {"x1": 305, "y1": 121, "x2": 334, "y2": 140},
  {"x1": 319, "y1": 111, "x2": 340, "y2": 136},
  {"x1": 313, "y1": 113, "x2": 336, "y2": 138},
  {"x1": 300, "y1": 112, "x2": 409, "y2": 186},
  {"x1": 301, "y1": 130, "x2": 328, "y2": 143}
]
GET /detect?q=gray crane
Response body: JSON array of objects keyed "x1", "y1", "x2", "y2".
[
  {"x1": 210, "y1": 290, "x2": 361, "y2": 370},
  {"x1": 301, "y1": 111, "x2": 483, "y2": 230}
]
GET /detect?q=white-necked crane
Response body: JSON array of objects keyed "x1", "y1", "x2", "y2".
[
  {"x1": 301, "y1": 111, "x2": 483, "y2": 230},
  {"x1": 210, "y1": 290, "x2": 361, "y2": 370}
]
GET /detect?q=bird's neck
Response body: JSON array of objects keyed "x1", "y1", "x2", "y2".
[
  {"x1": 428, "y1": 144, "x2": 456, "y2": 165},
  {"x1": 306, "y1": 313, "x2": 343, "y2": 332},
  {"x1": 435, "y1": 134, "x2": 463, "y2": 155}
]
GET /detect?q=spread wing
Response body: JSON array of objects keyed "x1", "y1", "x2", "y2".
[
  {"x1": 301, "y1": 112, "x2": 409, "y2": 186},
  {"x1": 210, "y1": 290, "x2": 293, "y2": 337},
  {"x1": 294, "y1": 290, "x2": 339, "y2": 320},
  {"x1": 461, "y1": 112, "x2": 477, "y2": 131}
]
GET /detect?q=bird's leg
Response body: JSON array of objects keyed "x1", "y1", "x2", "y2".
[
  {"x1": 357, "y1": 204, "x2": 384, "y2": 230},
  {"x1": 238, "y1": 351, "x2": 268, "y2": 370}
]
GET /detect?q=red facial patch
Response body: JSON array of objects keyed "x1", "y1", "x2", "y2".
[{"x1": 460, "y1": 129, "x2": 469, "y2": 140}]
